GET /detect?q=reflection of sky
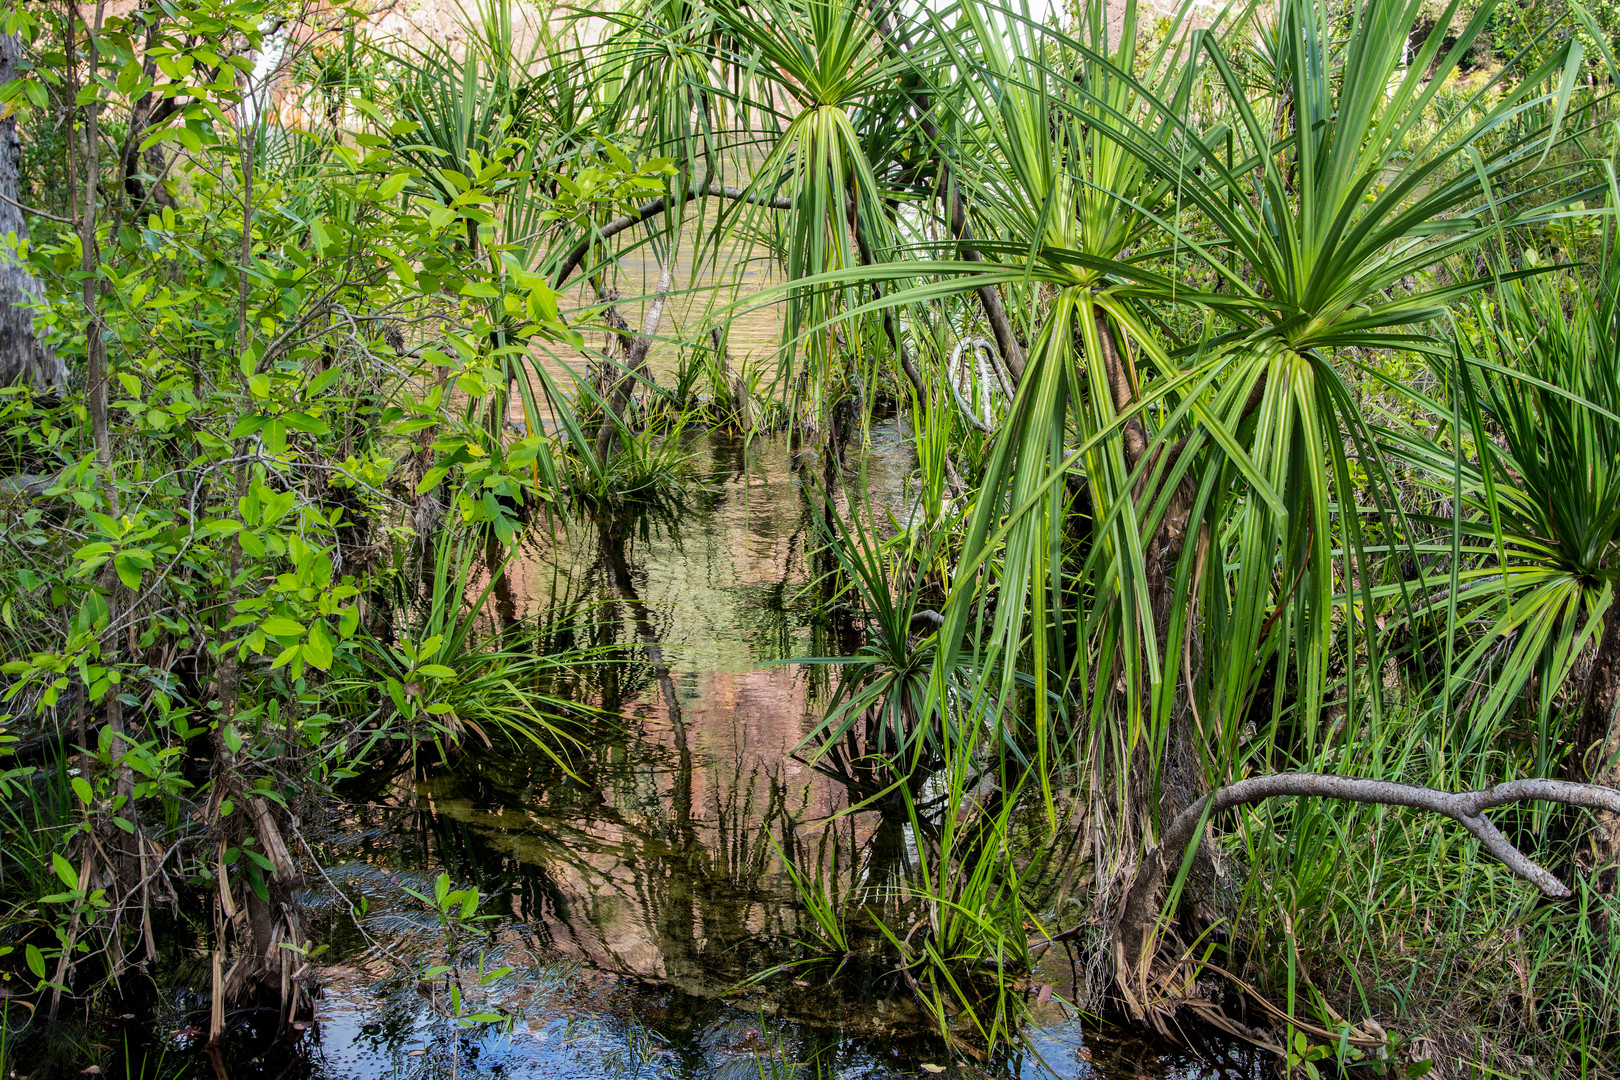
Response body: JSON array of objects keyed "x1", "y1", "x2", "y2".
[
  {"x1": 301, "y1": 964, "x2": 1252, "y2": 1079},
  {"x1": 308, "y1": 983, "x2": 975, "y2": 1079}
]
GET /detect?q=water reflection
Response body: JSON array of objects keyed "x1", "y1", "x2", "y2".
[
  {"x1": 223, "y1": 428, "x2": 1259, "y2": 1079},
  {"x1": 416, "y1": 428, "x2": 903, "y2": 997}
]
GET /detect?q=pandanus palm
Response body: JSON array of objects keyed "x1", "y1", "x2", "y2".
[
  {"x1": 919, "y1": 0, "x2": 1585, "y2": 838},
  {"x1": 1144, "y1": 0, "x2": 1586, "y2": 780},
  {"x1": 379, "y1": 0, "x2": 569, "y2": 220},
  {"x1": 711, "y1": 0, "x2": 919, "y2": 417},
  {"x1": 1384, "y1": 233, "x2": 1620, "y2": 788},
  {"x1": 915, "y1": 0, "x2": 1236, "y2": 825},
  {"x1": 566, "y1": 0, "x2": 735, "y2": 278}
]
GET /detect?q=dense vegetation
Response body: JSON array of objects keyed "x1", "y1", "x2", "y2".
[{"x1": 2, "y1": 0, "x2": 1620, "y2": 1074}]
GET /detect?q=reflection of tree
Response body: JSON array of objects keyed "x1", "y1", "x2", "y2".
[
  {"x1": 366, "y1": 430, "x2": 966, "y2": 1049},
  {"x1": 600, "y1": 509, "x2": 694, "y2": 834},
  {"x1": 403, "y1": 436, "x2": 844, "y2": 1004},
  {"x1": 418, "y1": 730, "x2": 814, "y2": 999}
]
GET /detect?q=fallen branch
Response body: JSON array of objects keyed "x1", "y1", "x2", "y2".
[
  {"x1": 1171, "y1": 773, "x2": 1617, "y2": 898},
  {"x1": 1112, "y1": 771, "x2": 1620, "y2": 1024}
]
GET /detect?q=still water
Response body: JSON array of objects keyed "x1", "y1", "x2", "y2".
[{"x1": 185, "y1": 428, "x2": 1257, "y2": 1080}]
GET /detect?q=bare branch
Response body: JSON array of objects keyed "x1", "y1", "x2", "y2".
[
  {"x1": 594, "y1": 238, "x2": 679, "y2": 461},
  {"x1": 0, "y1": 188, "x2": 78, "y2": 226},
  {"x1": 1110, "y1": 771, "x2": 1620, "y2": 1023},
  {"x1": 1154, "y1": 772, "x2": 1620, "y2": 902},
  {"x1": 554, "y1": 183, "x2": 794, "y2": 290}
]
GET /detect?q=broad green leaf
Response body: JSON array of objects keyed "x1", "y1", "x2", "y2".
[{"x1": 52, "y1": 853, "x2": 77, "y2": 891}]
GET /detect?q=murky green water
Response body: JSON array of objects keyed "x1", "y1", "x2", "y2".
[{"x1": 110, "y1": 428, "x2": 1258, "y2": 1080}]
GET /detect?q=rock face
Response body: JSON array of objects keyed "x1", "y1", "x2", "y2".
[{"x1": 0, "y1": 33, "x2": 66, "y2": 393}]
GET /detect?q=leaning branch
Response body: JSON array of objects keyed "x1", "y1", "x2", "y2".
[
  {"x1": 594, "y1": 239, "x2": 679, "y2": 461},
  {"x1": 554, "y1": 184, "x2": 794, "y2": 290},
  {"x1": 1112, "y1": 771, "x2": 1620, "y2": 1018},
  {"x1": 1167, "y1": 773, "x2": 1620, "y2": 899}
]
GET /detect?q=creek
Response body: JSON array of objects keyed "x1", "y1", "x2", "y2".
[{"x1": 76, "y1": 428, "x2": 1260, "y2": 1080}]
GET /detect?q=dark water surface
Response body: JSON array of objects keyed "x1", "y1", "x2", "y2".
[{"x1": 64, "y1": 429, "x2": 1260, "y2": 1079}]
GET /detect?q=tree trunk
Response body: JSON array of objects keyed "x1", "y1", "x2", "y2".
[
  {"x1": 594, "y1": 245, "x2": 676, "y2": 462},
  {"x1": 1092, "y1": 313, "x2": 1201, "y2": 805},
  {"x1": 1570, "y1": 609, "x2": 1620, "y2": 880},
  {"x1": 1573, "y1": 611, "x2": 1620, "y2": 784},
  {"x1": 0, "y1": 34, "x2": 67, "y2": 392}
]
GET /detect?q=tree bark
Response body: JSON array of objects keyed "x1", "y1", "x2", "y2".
[
  {"x1": 0, "y1": 34, "x2": 67, "y2": 392},
  {"x1": 1569, "y1": 610, "x2": 1620, "y2": 878},
  {"x1": 1572, "y1": 611, "x2": 1620, "y2": 785}
]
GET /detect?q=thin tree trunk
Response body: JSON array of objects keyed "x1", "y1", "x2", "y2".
[
  {"x1": 76, "y1": 6, "x2": 112, "y2": 472},
  {"x1": 0, "y1": 34, "x2": 66, "y2": 392},
  {"x1": 1096, "y1": 309, "x2": 1148, "y2": 471},
  {"x1": 71, "y1": 0, "x2": 125, "y2": 769},
  {"x1": 51, "y1": 0, "x2": 152, "y2": 1019},
  {"x1": 78, "y1": 0, "x2": 129, "y2": 850},
  {"x1": 594, "y1": 240, "x2": 677, "y2": 462}
]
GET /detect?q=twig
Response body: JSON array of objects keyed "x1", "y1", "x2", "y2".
[{"x1": 0, "y1": 190, "x2": 78, "y2": 226}]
